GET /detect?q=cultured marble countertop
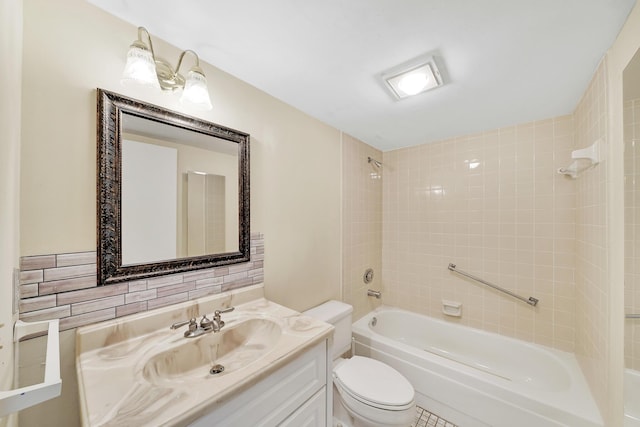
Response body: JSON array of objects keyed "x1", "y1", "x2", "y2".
[{"x1": 76, "y1": 286, "x2": 333, "y2": 426}]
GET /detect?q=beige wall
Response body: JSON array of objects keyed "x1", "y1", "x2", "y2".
[
  {"x1": 382, "y1": 117, "x2": 577, "y2": 351},
  {"x1": 624, "y1": 98, "x2": 640, "y2": 371},
  {"x1": 20, "y1": 0, "x2": 341, "y2": 302},
  {"x1": 17, "y1": 0, "x2": 341, "y2": 424},
  {"x1": 0, "y1": 0, "x2": 21, "y2": 426},
  {"x1": 342, "y1": 134, "x2": 383, "y2": 321},
  {"x1": 605, "y1": 3, "x2": 640, "y2": 425}
]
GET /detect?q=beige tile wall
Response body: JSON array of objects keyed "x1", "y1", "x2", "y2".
[
  {"x1": 573, "y1": 60, "x2": 611, "y2": 421},
  {"x1": 382, "y1": 116, "x2": 577, "y2": 351},
  {"x1": 342, "y1": 134, "x2": 383, "y2": 321},
  {"x1": 625, "y1": 98, "x2": 640, "y2": 370},
  {"x1": 18, "y1": 233, "x2": 264, "y2": 331}
]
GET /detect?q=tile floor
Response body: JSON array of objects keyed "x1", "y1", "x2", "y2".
[{"x1": 412, "y1": 406, "x2": 457, "y2": 427}]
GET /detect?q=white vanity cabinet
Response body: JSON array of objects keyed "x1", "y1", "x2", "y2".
[{"x1": 189, "y1": 339, "x2": 331, "y2": 427}]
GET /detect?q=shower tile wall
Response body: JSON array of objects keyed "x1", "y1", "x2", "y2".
[
  {"x1": 573, "y1": 61, "x2": 611, "y2": 420},
  {"x1": 625, "y1": 97, "x2": 640, "y2": 371},
  {"x1": 342, "y1": 133, "x2": 383, "y2": 321},
  {"x1": 340, "y1": 61, "x2": 614, "y2": 422},
  {"x1": 382, "y1": 116, "x2": 577, "y2": 351}
]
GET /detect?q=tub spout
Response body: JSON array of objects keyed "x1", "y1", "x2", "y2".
[{"x1": 367, "y1": 289, "x2": 382, "y2": 299}]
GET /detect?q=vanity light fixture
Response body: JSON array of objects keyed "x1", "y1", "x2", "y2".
[
  {"x1": 121, "y1": 27, "x2": 213, "y2": 110},
  {"x1": 382, "y1": 55, "x2": 443, "y2": 100}
]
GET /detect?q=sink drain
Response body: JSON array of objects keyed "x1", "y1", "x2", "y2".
[{"x1": 210, "y1": 364, "x2": 225, "y2": 375}]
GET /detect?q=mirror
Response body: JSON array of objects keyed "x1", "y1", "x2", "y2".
[
  {"x1": 97, "y1": 89, "x2": 250, "y2": 285},
  {"x1": 624, "y1": 48, "x2": 640, "y2": 418}
]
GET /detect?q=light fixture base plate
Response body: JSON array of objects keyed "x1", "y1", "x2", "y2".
[{"x1": 155, "y1": 58, "x2": 184, "y2": 91}]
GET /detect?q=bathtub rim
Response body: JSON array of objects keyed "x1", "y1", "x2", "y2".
[
  {"x1": 352, "y1": 305, "x2": 603, "y2": 427},
  {"x1": 625, "y1": 368, "x2": 640, "y2": 424}
]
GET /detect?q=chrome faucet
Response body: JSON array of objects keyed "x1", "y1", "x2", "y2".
[
  {"x1": 367, "y1": 289, "x2": 382, "y2": 299},
  {"x1": 170, "y1": 314, "x2": 214, "y2": 338},
  {"x1": 170, "y1": 307, "x2": 235, "y2": 337},
  {"x1": 212, "y1": 307, "x2": 235, "y2": 332},
  {"x1": 170, "y1": 317, "x2": 200, "y2": 338}
]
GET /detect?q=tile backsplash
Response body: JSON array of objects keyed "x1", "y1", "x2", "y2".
[{"x1": 18, "y1": 233, "x2": 264, "y2": 331}]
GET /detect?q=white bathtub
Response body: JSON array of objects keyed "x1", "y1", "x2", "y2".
[
  {"x1": 352, "y1": 306, "x2": 603, "y2": 427},
  {"x1": 626, "y1": 369, "x2": 640, "y2": 427}
]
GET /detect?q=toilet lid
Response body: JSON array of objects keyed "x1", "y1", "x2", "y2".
[{"x1": 333, "y1": 356, "x2": 414, "y2": 408}]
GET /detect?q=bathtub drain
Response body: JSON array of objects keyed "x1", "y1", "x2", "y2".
[{"x1": 210, "y1": 364, "x2": 225, "y2": 375}]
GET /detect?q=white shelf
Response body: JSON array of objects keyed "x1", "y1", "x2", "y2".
[
  {"x1": 557, "y1": 139, "x2": 602, "y2": 178},
  {"x1": 0, "y1": 319, "x2": 61, "y2": 417}
]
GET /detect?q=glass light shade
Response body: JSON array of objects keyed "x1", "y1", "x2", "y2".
[
  {"x1": 397, "y1": 73, "x2": 428, "y2": 95},
  {"x1": 121, "y1": 44, "x2": 160, "y2": 88},
  {"x1": 383, "y1": 59, "x2": 443, "y2": 100},
  {"x1": 180, "y1": 69, "x2": 213, "y2": 110}
]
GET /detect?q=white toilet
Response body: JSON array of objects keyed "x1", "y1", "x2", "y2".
[{"x1": 303, "y1": 300, "x2": 415, "y2": 427}]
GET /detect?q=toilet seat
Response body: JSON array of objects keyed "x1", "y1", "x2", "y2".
[{"x1": 333, "y1": 356, "x2": 414, "y2": 411}]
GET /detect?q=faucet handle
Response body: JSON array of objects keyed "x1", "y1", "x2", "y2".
[
  {"x1": 212, "y1": 307, "x2": 234, "y2": 332},
  {"x1": 170, "y1": 317, "x2": 197, "y2": 330},
  {"x1": 214, "y1": 307, "x2": 235, "y2": 316},
  {"x1": 187, "y1": 318, "x2": 198, "y2": 332}
]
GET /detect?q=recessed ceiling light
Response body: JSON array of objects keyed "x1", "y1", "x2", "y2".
[{"x1": 382, "y1": 56, "x2": 443, "y2": 100}]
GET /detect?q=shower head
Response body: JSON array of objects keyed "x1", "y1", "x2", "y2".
[{"x1": 368, "y1": 156, "x2": 383, "y2": 168}]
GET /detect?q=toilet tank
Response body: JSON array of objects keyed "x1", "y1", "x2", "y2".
[{"x1": 303, "y1": 300, "x2": 353, "y2": 359}]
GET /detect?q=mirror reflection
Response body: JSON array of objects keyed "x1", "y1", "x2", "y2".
[
  {"x1": 97, "y1": 89, "x2": 250, "y2": 285},
  {"x1": 623, "y1": 47, "x2": 640, "y2": 422},
  {"x1": 121, "y1": 114, "x2": 239, "y2": 265}
]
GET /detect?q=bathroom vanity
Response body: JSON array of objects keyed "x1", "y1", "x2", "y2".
[{"x1": 76, "y1": 285, "x2": 333, "y2": 426}]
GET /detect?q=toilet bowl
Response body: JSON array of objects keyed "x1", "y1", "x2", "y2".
[
  {"x1": 303, "y1": 301, "x2": 416, "y2": 427},
  {"x1": 332, "y1": 357, "x2": 415, "y2": 427}
]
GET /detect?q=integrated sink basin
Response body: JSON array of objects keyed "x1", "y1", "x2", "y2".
[
  {"x1": 142, "y1": 317, "x2": 283, "y2": 384},
  {"x1": 76, "y1": 287, "x2": 333, "y2": 426}
]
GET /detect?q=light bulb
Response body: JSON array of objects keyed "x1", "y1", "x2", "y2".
[
  {"x1": 397, "y1": 72, "x2": 429, "y2": 96},
  {"x1": 180, "y1": 68, "x2": 212, "y2": 110}
]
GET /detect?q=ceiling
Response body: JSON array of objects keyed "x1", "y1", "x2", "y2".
[
  {"x1": 123, "y1": 114, "x2": 239, "y2": 156},
  {"x1": 89, "y1": 0, "x2": 637, "y2": 151}
]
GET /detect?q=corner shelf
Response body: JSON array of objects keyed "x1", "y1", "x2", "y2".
[{"x1": 557, "y1": 139, "x2": 602, "y2": 178}]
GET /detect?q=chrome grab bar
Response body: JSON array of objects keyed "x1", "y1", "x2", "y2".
[
  {"x1": 626, "y1": 314, "x2": 640, "y2": 319},
  {"x1": 448, "y1": 263, "x2": 539, "y2": 307}
]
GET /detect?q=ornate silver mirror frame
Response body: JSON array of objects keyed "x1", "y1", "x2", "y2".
[{"x1": 97, "y1": 89, "x2": 250, "y2": 285}]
